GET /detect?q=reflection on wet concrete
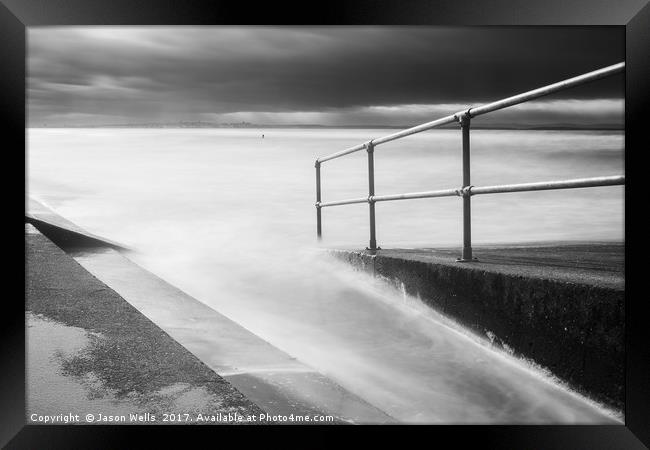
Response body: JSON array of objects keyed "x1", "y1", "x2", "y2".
[
  {"x1": 26, "y1": 313, "x2": 263, "y2": 424},
  {"x1": 28, "y1": 313, "x2": 233, "y2": 422}
]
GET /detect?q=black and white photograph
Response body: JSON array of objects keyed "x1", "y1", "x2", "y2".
[
  {"x1": 23, "y1": 25, "x2": 627, "y2": 426},
  {"x1": 4, "y1": 1, "x2": 647, "y2": 443}
]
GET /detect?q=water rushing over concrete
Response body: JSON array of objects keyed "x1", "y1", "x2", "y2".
[
  {"x1": 61, "y1": 233, "x2": 620, "y2": 423},
  {"x1": 68, "y1": 246, "x2": 393, "y2": 423},
  {"x1": 139, "y1": 249, "x2": 622, "y2": 423}
]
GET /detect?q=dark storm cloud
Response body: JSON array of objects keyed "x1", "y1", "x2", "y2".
[{"x1": 28, "y1": 27, "x2": 624, "y2": 126}]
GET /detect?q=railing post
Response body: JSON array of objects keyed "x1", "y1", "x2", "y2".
[
  {"x1": 457, "y1": 113, "x2": 477, "y2": 262},
  {"x1": 366, "y1": 142, "x2": 378, "y2": 253},
  {"x1": 315, "y1": 160, "x2": 322, "y2": 240}
]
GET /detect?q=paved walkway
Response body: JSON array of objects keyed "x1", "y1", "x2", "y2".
[{"x1": 26, "y1": 224, "x2": 265, "y2": 424}]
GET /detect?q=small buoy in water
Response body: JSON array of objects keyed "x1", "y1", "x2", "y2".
[{"x1": 262, "y1": 134, "x2": 265, "y2": 139}]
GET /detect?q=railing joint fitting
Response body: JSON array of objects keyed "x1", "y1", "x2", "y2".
[
  {"x1": 455, "y1": 185, "x2": 473, "y2": 197},
  {"x1": 368, "y1": 195, "x2": 375, "y2": 204},
  {"x1": 315, "y1": 202, "x2": 321, "y2": 208},
  {"x1": 315, "y1": 160, "x2": 321, "y2": 168},
  {"x1": 365, "y1": 140, "x2": 375, "y2": 152},
  {"x1": 454, "y1": 110, "x2": 472, "y2": 126}
]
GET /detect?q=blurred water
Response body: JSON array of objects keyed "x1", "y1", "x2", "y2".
[{"x1": 27, "y1": 128, "x2": 624, "y2": 423}]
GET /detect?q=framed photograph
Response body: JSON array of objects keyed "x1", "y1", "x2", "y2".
[{"x1": 5, "y1": 0, "x2": 649, "y2": 447}]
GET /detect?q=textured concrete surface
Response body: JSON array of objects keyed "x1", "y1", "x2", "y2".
[
  {"x1": 26, "y1": 224, "x2": 266, "y2": 424},
  {"x1": 331, "y1": 242, "x2": 624, "y2": 410},
  {"x1": 370, "y1": 243, "x2": 624, "y2": 290}
]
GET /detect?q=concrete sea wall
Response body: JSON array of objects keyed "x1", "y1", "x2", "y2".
[{"x1": 331, "y1": 248, "x2": 624, "y2": 410}]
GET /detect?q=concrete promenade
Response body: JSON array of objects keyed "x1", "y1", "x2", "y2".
[
  {"x1": 26, "y1": 224, "x2": 265, "y2": 424},
  {"x1": 332, "y1": 242, "x2": 624, "y2": 410}
]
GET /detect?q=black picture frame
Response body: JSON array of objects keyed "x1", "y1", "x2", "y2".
[{"x1": 4, "y1": 0, "x2": 649, "y2": 448}]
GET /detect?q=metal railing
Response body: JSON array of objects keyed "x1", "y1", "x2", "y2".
[{"x1": 314, "y1": 62, "x2": 625, "y2": 261}]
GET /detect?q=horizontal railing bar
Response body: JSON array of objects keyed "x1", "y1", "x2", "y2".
[
  {"x1": 315, "y1": 62, "x2": 624, "y2": 164},
  {"x1": 370, "y1": 115, "x2": 458, "y2": 147},
  {"x1": 372, "y1": 188, "x2": 459, "y2": 202},
  {"x1": 318, "y1": 197, "x2": 369, "y2": 208},
  {"x1": 317, "y1": 175, "x2": 624, "y2": 208},
  {"x1": 317, "y1": 143, "x2": 367, "y2": 163},
  {"x1": 469, "y1": 175, "x2": 625, "y2": 196},
  {"x1": 468, "y1": 62, "x2": 625, "y2": 118},
  {"x1": 316, "y1": 115, "x2": 458, "y2": 163}
]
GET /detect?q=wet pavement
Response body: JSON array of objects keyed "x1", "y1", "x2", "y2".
[{"x1": 26, "y1": 224, "x2": 266, "y2": 424}]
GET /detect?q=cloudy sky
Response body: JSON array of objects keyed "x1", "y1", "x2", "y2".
[{"x1": 28, "y1": 27, "x2": 624, "y2": 127}]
